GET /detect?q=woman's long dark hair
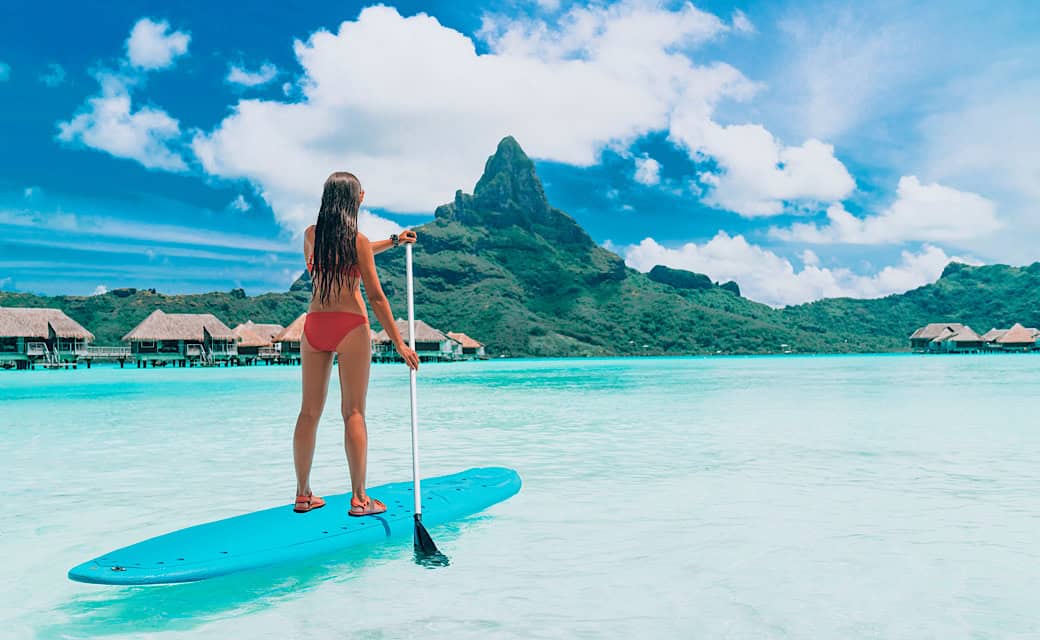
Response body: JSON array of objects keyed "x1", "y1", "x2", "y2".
[{"x1": 312, "y1": 171, "x2": 362, "y2": 306}]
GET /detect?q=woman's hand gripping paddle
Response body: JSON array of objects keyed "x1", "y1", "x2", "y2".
[{"x1": 405, "y1": 242, "x2": 449, "y2": 567}]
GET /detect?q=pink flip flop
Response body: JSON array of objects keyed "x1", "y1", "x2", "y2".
[
  {"x1": 293, "y1": 493, "x2": 326, "y2": 513},
  {"x1": 348, "y1": 496, "x2": 387, "y2": 517}
]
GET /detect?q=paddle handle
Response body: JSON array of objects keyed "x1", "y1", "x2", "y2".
[{"x1": 405, "y1": 243, "x2": 422, "y2": 516}]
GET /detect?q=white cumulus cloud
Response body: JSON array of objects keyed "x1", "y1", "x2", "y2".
[
  {"x1": 126, "y1": 18, "x2": 190, "y2": 70},
  {"x1": 227, "y1": 62, "x2": 279, "y2": 87},
  {"x1": 618, "y1": 231, "x2": 977, "y2": 307},
  {"x1": 57, "y1": 72, "x2": 187, "y2": 171},
  {"x1": 359, "y1": 209, "x2": 403, "y2": 239},
  {"x1": 91, "y1": 285, "x2": 108, "y2": 296},
  {"x1": 633, "y1": 155, "x2": 661, "y2": 185},
  {"x1": 669, "y1": 119, "x2": 855, "y2": 216},
  {"x1": 772, "y1": 175, "x2": 1000, "y2": 244}
]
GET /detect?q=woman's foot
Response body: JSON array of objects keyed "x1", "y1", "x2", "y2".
[
  {"x1": 348, "y1": 495, "x2": 387, "y2": 517},
  {"x1": 293, "y1": 492, "x2": 326, "y2": 513}
]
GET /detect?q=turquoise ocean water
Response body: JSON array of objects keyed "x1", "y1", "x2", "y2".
[{"x1": 2, "y1": 354, "x2": 1039, "y2": 639}]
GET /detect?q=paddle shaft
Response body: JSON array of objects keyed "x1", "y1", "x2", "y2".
[
  {"x1": 405, "y1": 243, "x2": 422, "y2": 516},
  {"x1": 403, "y1": 244, "x2": 447, "y2": 565}
]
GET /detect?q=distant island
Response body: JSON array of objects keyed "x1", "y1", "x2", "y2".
[{"x1": 3, "y1": 136, "x2": 1040, "y2": 357}]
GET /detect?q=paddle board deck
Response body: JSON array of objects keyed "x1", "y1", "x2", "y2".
[{"x1": 69, "y1": 467, "x2": 521, "y2": 585}]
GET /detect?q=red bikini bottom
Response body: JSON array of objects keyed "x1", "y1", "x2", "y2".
[{"x1": 303, "y1": 312, "x2": 369, "y2": 352}]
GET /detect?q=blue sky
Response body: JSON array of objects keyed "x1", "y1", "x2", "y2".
[{"x1": 1, "y1": 0, "x2": 1037, "y2": 306}]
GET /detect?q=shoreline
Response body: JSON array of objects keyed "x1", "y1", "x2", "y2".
[{"x1": 7, "y1": 348, "x2": 1040, "y2": 373}]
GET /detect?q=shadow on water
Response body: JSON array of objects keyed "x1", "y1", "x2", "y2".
[{"x1": 37, "y1": 519, "x2": 479, "y2": 639}]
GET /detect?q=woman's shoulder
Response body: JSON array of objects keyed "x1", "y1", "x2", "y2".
[{"x1": 305, "y1": 224, "x2": 316, "y2": 238}]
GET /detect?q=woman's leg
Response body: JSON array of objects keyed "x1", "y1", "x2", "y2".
[
  {"x1": 294, "y1": 333, "x2": 335, "y2": 496},
  {"x1": 335, "y1": 324, "x2": 373, "y2": 501}
]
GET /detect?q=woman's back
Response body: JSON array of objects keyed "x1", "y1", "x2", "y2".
[{"x1": 305, "y1": 224, "x2": 366, "y2": 314}]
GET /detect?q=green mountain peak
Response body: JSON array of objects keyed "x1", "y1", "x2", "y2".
[
  {"x1": 435, "y1": 136, "x2": 589, "y2": 244},
  {"x1": 472, "y1": 135, "x2": 550, "y2": 215}
]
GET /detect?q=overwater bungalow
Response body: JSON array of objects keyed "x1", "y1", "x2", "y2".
[
  {"x1": 909, "y1": 323, "x2": 968, "y2": 351},
  {"x1": 231, "y1": 323, "x2": 274, "y2": 364},
  {"x1": 273, "y1": 313, "x2": 306, "y2": 363},
  {"x1": 232, "y1": 321, "x2": 284, "y2": 362},
  {"x1": 373, "y1": 318, "x2": 459, "y2": 362},
  {"x1": 996, "y1": 323, "x2": 1039, "y2": 351},
  {"x1": 981, "y1": 328, "x2": 1007, "y2": 348},
  {"x1": 241, "y1": 320, "x2": 285, "y2": 343},
  {"x1": 0, "y1": 307, "x2": 93, "y2": 369},
  {"x1": 446, "y1": 332, "x2": 487, "y2": 359},
  {"x1": 934, "y1": 326, "x2": 984, "y2": 352},
  {"x1": 123, "y1": 310, "x2": 237, "y2": 367}
]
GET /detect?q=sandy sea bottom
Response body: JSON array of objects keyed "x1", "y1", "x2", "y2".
[{"x1": 1, "y1": 354, "x2": 1039, "y2": 639}]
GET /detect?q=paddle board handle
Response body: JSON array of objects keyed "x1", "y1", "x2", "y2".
[{"x1": 405, "y1": 243, "x2": 422, "y2": 516}]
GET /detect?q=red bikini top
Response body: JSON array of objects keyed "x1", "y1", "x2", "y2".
[{"x1": 306, "y1": 255, "x2": 361, "y2": 277}]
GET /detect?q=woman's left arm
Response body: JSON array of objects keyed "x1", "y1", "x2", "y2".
[{"x1": 370, "y1": 230, "x2": 417, "y2": 255}]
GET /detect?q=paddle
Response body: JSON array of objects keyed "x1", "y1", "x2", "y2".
[{"x1": 405, "y1": 242, "x2": 450, "y2": 567}]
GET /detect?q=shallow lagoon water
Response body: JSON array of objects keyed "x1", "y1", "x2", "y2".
[{"x1": 2, "y1": 354, "x2": 1039, "y2": 638}]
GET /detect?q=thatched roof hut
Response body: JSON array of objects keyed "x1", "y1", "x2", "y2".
[
  {"x1": 981, "y1": 328, "x2": 1008, "y2": 342},
  {"x1": 274, "y1": 313, "x2": 307, "y2": 343},
  {"x1": 122, "y1": 310, "x2": 233, "y2": 341},
  {"x1": 241, "y1": 320, "x2": 284, "y2": 341},
  {"x1": 997, "y1": 323, "x2": 1039, "y2": 346},
  {"x1": 373, "y1": 318, "x2": 448, "y2": 343},
  {"x1": 947, "y1": 326, "x2": 983, "y2": 344},
  {"x1": 910, "y1": 323, "x2": 967, "y2": 341},
  {"x1": 446, "y1": 332, "x2": 483, "y2": 349},
  {"x1": 232, "y1": 324, "x2": 270, "y2": 348},
  {"x1": 0, "y1": 307, "x2": 94, "y2": 339}
]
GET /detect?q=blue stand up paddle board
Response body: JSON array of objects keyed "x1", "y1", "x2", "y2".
[{"x1": 68, "y1": 467, "x2": 520, "y2": 585}]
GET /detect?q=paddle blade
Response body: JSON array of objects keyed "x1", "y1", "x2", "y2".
[{"x1": 413, "y1": 515, "x2": 449, "y2": 567}]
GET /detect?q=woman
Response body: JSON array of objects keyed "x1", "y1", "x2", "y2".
[{"x1": 293, "y1": 171, "x2": 419, "y2": 517}]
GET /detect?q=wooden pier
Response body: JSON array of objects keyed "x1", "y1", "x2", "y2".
[{"x1": 81, "y1": 346, "x2": 132, "y2": 368}]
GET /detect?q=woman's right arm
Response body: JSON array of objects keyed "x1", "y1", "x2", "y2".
[{"x1": 356, "y1": 233, "x2": 419, "y2": 370}]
